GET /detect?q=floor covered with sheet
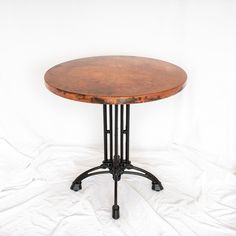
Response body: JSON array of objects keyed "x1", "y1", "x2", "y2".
[{"x1": 0, "y1": 141, "x2": 235, "y2": 236}]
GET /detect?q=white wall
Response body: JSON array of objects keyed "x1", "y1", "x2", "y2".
[{"x1": 0, "y1": 0, "x2": 236, "y2": 169}]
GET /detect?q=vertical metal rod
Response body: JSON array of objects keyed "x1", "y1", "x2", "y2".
[
  {"x1": 114, "y1": 105, "x2": 118, "y2": 156},
  {"x1": 125, "y1": 105, "x2": 130, "y2": 163},
  {"x1": 109, "y1": 105, "x2": 113, "y2": 160},
  {"x1": 120, "y1": 105, "x2": 124, "y2": 161},
  {"x1": 114, "y1": 179, "x2": 118, "y2": 205},
  {"x1": 103, "y1": 105, "x2": 108, "y2": 162}
]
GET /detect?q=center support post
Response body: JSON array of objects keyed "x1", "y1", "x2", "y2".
[
  {"x1": 71, "y1": 104, "x2": 163, "y2": 220},
  {"x1": 103, "y1": 104, "x2": 130, "y2": 166}
]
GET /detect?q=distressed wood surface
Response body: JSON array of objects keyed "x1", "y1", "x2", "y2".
[{"x1": 44, "y1": 56, "x2": 187, "y2": 104}]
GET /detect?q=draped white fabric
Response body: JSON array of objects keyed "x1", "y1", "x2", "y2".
[{"x1": 0, "y1": 0, "x2": 236, "y2": 235}]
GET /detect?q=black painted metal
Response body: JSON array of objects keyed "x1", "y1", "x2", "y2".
[
  {"x1": 114, "y1": 105, "x2": 118, "y2": 157},
  {"x1": 109, "y1": 105, "x2": 113, "y2": 161},
  {"x1": 125, "y1": 105, "x2": 130, "y2": 164},
  {"x1": 71, "y1": 104, "x2": 163, "y2": 220},
  {"x1": 114, "y1": 179, "x2": 118, "y2": 205},
  {"x1": 120, "y1": 105, "x2": 124, "y2": 162},
  {"x1": 103, "y1": 105, "x2": 108, "y2": 162}
]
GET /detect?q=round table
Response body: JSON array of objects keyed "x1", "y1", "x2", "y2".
[{"x1": 44, "y1": 55, "x2": 187, "y2": 219}]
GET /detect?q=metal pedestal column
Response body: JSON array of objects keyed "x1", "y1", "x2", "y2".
[{"x1": 71, "y1": 104, "x2": 163, "y2": 219}]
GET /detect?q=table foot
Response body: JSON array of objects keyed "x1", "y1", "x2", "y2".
[
  {"x1": 152, "y1": 182, "x2": 163, "y2": 191},
  {"x1": 112, "y1": 204, "x2": 120, "y2": 219},
  {"x1": 70, "y1": 182, "x2": 82, "y2": 191}
]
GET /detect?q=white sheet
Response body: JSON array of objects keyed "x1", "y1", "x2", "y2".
[{"x1": 0, "y1": 140, "x2": 235, "y2": 236}]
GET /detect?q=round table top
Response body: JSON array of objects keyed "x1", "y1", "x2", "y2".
[{"x1": 44, "y1": 56, "x2": 187, "y2": 104}]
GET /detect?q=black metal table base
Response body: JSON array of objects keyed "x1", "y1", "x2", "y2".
[{"x1": 71, "y1": 104, "x2": 163, "y2": 219}]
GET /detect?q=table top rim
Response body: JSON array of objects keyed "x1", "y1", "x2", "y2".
[{"x1": 44, "y1": 55, "x2": 187, "y2": 105}]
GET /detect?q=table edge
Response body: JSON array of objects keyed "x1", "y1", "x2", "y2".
[{"x1": 44, "y1": 80, "x2": 187, "y2": 105}]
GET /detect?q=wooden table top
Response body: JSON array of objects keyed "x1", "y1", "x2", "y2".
[{"x1": 44, "y1": 56, "x2": 187, "y2": 104}]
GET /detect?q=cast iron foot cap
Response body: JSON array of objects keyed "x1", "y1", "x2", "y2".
[
  {"x1": 152, "y1": 182, "x2": 164, "y2": 191},
  {"x1": 70, "y1": 182, "x2": 82, "y2": 191},
  {"x1": 112, "y1": 205, "x2": 120, "y2": 219}
]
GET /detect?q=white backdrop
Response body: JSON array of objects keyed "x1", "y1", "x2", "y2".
[{"x1": 0, "y1": 1, "x2": 236, "y2": 235}]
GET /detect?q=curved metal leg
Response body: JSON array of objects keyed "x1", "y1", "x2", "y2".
[
  {"x1": 126, "y1": 164, "x2": 163, "y2": 191},
  {"x1": 123, "y1": 170, "x2": 152, "y2": 180},
  {"x1": 70, "y1": 164, "x2": 110, "y2": 191}
]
